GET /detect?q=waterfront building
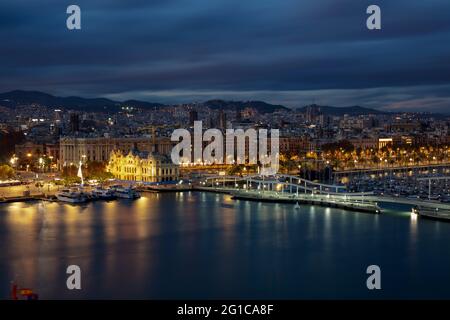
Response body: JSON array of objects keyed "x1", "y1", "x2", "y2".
[
  {"x1": 15, "y1": 141, "x2": 45, "y2": 158},
  {"x1": 279, "y1": 136, "x2": 310, "y2": 155},
  {"x1": 393, "y1": 135, "x2": 414, "y2": 146},
  {"x1": 348, "y1": 137, "x2": 378, "y2": 150},
  {"x1": 107, "y1": 149, "x2": 179, "y2": 182},
  {"x1": 378, "y1": 137, "x2": 393, "y2": 149},
  {"x1": 59, "y1": 136, "x2": 175, "y2": 168},
  {"x1": 15, "y1": 141, "x2": 59, "y2": 159}
]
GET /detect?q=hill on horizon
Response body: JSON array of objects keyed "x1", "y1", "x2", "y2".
[
  {"x1": 202, "y1": 99, "x2": 289, "y2": 113},
  {"x1": 0, "y1": 90, "x2": 165, "y2": 113},
  {"x1": 0, "y1": 90, "x2": 291, "y2": 114},
  {"x1": 0, "y1": 90, "x2": 398, "y2": 116},
  {"x1": 296, "y1": 104, "x2": 389, "y2": 116}
]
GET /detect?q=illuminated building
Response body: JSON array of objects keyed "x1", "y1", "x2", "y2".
[
  {"x1": 348, "y1": 138, "x2": 378, "y2": 150},
  {"x1": 107, "y1": 148, "x2": 179, "y2": 182},
  {"x1": 378, "y1": 138, "x2": 393, "y2": 149},
  {"x1": 15, "y1": 142, "x2": 59, "y2": 160},
  {"x1": 59, "y1": 136, "x2": 175, "y2": 168}
]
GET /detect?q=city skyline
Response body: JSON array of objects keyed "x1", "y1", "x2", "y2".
[
  {"x1": 3, "y1": 1, "x2": 450, "y2": 303},
  {"x1": 1, "y1": 1, "x2": 450, "y2": 112}
]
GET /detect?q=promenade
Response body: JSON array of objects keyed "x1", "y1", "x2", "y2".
[{"x1": 0, "y1": 183, "x2": 60, "y2": 202}]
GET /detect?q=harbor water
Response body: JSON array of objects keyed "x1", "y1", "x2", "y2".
[{"x1": 1, "y1": 192, "x2": 450, "y2": 299}]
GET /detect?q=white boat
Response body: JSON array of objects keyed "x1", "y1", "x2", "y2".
[
  {"x1": 294, "y1": 202, "x2": 301, "y2": 210},
  {"x1": 56, "y1": 189, "x2": 87, "y2": 203},
  {"x1": 110, "y1": 185, "x2": 141, "y2": 199},
  {"x1": 92, "y1": 187, "x2": 116, "y2": 200}
]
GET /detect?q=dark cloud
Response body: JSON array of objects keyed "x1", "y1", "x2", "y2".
[{"x1": 1, "y1": 0, "x2": 450, "y2": 111}]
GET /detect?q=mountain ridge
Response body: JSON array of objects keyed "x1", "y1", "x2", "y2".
[
  {"x1": 296, "y1": 104, "x2": 388, "y2": 116},
  {"x1": 0, "y1": 90, "x2": 291, "y2": 114},
  {"x1": 0, "y1": 90, "x2": 165, "y2": 113},
  {"x1": 202, "y1": 99, "x2": 289, "y2": 113},
  {"x1": 0, "y1": 90, "x2": 391, "y2": 115}
]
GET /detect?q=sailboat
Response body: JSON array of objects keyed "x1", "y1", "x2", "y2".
[
  {"x1": 77, "y1": 161, "x2": 84, "y2": 186},
  {"x1": 56, "y1": 162, "x2": 90, "y2": 203},
  {"x1": 77, "y1": 161, "x2": 94, "y2": 199}
]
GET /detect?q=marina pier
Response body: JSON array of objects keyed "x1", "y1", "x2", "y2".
[{"x1": 198, "y1": 174, "x2": 450, "y2": 215}]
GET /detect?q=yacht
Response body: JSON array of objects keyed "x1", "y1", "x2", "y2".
[
  {"x1": 56, "y1": 189, "x2": 87, "y2": 203},
  {"x1": 110, "y1": 185, "x2": 141, "y2": 199},
  {"x1": 92, "y1": 187, "x2": 116, "y2": 200}
]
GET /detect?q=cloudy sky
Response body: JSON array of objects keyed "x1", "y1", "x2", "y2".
[{"x1": 1, "y1": 0, "x2": 450, "y2": 112}]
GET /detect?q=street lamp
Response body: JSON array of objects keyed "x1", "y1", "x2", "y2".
[
  {"x1": 38, "y1": 157, "x2": 44, "y2": 173},
  {"x1": 49, "y1": 156, "x2": 54, "y2": 172},
  {"x1": 10, "y1": 155, "x2": 18, "y2": 168}
]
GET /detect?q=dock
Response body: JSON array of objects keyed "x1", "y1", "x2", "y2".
[
  {"x1": 0, "y1": 194, "x2": 56, "y2": 203},
  {"x1": 414, "y1": 206, "x2": 450, "y2": 222},
  {"x1": 230, "y1": 190, "x2": 381, "y2": 213},
  {"x1": 138, "y1": 184, "x2": 194, "y2": 193}
]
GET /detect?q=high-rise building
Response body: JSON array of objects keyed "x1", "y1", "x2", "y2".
[
  {"x1": 69, "y1": 113, "x2": 80, "y2": 133},
  {"x1": 305, "y1": 104, "x2": 321, "y2": 123},
  {"x1": 218, "y1": 110, "x2": 227, "y2": 129},
  {"x1": 189, "y1": 110, "x2": 198, "y2": 126},
  {"x1": 235, "y1": 109, "x2": 242, "y2": 122},
  {"x1": 54, "y1": 109, "x2": 62, "y2": 123},
  {"x1": 208, "y1": 116, "x2": 215, "y2": 128}
]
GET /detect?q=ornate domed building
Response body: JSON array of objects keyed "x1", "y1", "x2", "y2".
[{"x1": 107, "y1": 148, "x2": 179, "y2": 183}]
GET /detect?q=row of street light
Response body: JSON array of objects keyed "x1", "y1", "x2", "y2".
[{"x1": 9, "y1": 154, "x2": 56, "y2": 172}]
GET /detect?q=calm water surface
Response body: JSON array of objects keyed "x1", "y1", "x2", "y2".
[{"x1": 1, "y1": 192, "x2": 449, "y2": 299}]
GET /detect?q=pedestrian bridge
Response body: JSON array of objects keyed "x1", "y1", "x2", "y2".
[{"x1": 201, "y1": 174, "x2": 450, "y2": 210}]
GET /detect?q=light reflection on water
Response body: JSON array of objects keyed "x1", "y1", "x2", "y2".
[{"x1": 1, "y1": 192, "x2": 450, "y2": 299}]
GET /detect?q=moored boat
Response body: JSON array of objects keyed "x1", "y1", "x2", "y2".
[
  {"x1": 56, "y1": 189, "x2": 87, "y2": 203},
  {"x1": 109, "y1": 185, "x2": 141, "y2": 199},
  {"x1": 92, "y1": 187, "x2": 116, "y2": 200}
]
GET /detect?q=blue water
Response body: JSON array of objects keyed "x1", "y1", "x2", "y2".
[{"x1": 0, "y1": 192, "x2": 449, "y2": 299}]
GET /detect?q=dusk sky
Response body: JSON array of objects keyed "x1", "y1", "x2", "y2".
[{"x1": 1, "y1": 0, "x2": 450, "y2": 112}]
